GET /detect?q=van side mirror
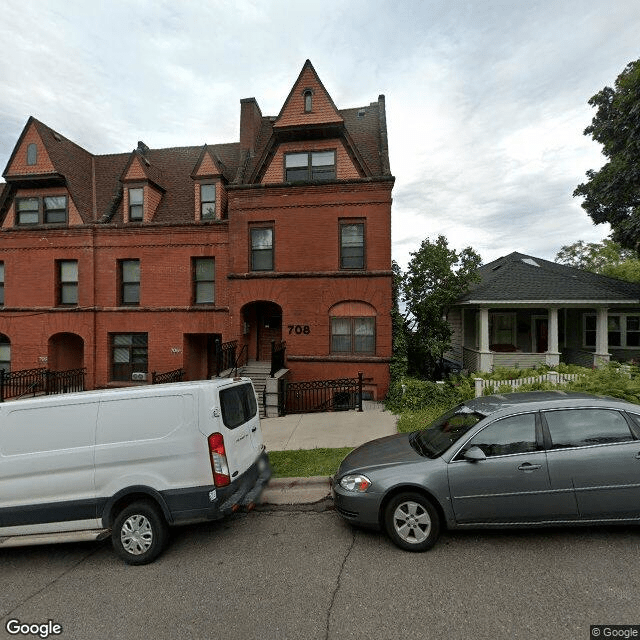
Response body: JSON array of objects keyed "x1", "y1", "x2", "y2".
[{"x1": 463, "y1": 446, "x2": 486, "y2": 462}]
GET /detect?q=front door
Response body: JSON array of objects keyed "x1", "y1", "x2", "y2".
[
  {"x1": 534, "y1": 317, "x2": 548, "y2": 353},
  {"x1": 256, "y1": 303, "x2": 282, "y2": 361}
]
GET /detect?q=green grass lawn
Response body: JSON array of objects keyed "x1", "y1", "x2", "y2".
[
  {"x1": 268, "y1": 447, "x2": 353, "y2": 478},
  {"x1": 267, "y1": 406, "x2": 452, "y2": 478}
]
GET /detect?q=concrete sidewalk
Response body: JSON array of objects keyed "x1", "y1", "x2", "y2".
[
  {"x1": 258, "y1": 404, "x2": 398, "y2": 507},
  {"x1": 260, "y1": 401, "x2": 398, "y2": 451}
]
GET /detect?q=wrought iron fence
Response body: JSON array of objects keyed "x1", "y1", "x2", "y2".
[
  {"x1": 0, "y1": 367, "x2": 86, "y2": 402},
  {"x1": 279, "y1": 372, "x2": 363, "y2": 415},
  {"x1": 151, "y1": 368, "x2": 185, "y2": 384}
]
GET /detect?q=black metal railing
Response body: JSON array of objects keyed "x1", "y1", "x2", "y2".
[
  {"x1": 0, "y1": 367, "x2": 86, "y2": 402},
  {"x1": 216, "y1": 340, "x2": 237, "y2": 376},
  {"x1": 270, "y1": 340, "x2": 286, "y2": 377},
  {"x1": 151, "y1": 368, "x2": 185, "y2": 384},
  {"x1": 279, "y1": 372, "x2": 363, "y2": 415},
  {"x1": 234, "y1": 344, "x2": 248, "y2": 377}
]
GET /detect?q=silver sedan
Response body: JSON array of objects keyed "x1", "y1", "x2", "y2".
[{"x1": 332, "y1": 391, "x2": 640, "y2": 551}]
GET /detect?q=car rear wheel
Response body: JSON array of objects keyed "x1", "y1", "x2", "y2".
[
  {"x1": 384, "y1": 492, "x2": 440, "y2": 552},
  {"x1": 112, "y1": 501, "x2": 169, "y2": 565}
]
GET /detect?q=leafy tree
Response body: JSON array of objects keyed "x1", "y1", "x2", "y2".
[
  {"x1": 555, "y1": 238, "x2": 640, "y2": 282},
  {"x1": 574, "y1": 59, "x2": 640, "y2": 252},
  {"x1": 400, "y1": 236, "x2": 481, "y2": 378}
]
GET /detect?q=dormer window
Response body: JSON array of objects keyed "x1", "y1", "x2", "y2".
[
  {"x1": 128, "y1": 188, "x2": 143, "y2": 221},
  {"x1": 303, "y1": 89, "x2": 313, "y2": 113},
  {"x1": 16, "y1": 196, "x2": 67, "y2": 225},
  {"x1": 200, "y1": 184, "x2": 216, "y2": 220},
  {"x1": 44, "y1": 197, "x2": 67, "y2": 223},
  {"x1": 285, "y1": 151, "x2": 336, "y2": 182},
  {"x1": 26, "y1": 143, "x2": 37, "y2": 166}
]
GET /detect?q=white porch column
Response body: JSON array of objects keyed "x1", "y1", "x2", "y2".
[
  {"x1": 595, "y1": 306, "x2": 610, "y2": 368},
  {"x1": 478, "y1": 307, "x2": 492, "y2": 372},
  {"x1": 546, "y1": 307, "x2": 560, "y2": 367}
]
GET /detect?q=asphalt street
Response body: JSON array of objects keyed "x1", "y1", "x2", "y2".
[{"x1": 1, "y1": 508, "x2": 639, "y2": 640}]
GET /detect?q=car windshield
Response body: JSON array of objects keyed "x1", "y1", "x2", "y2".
[{"x1": 410, "y1": 405, "x2": 485, "y2": 458}]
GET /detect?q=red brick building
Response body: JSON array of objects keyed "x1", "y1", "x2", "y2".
[{"x1": 0, "y1": 61, "x2": 394, "y2": 399}]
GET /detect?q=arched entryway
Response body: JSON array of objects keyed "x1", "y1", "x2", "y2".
[
  {"x1": 241, "y1": 301, "x2": 283, "y2": 362},
  {"x1": 48, "y1": 333, "x2": 84, "y2": 370}
]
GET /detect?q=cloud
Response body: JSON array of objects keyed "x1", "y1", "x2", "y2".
[{"x1": 0, "y1": 0, "x2": 637, "y2": 270}]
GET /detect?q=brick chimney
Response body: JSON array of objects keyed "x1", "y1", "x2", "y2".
[{"x1": 239, "y1": 98, "x2": 262, "y2": 155}]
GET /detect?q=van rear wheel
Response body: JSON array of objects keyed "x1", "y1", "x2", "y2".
[{"x1": 112, "y1": 501, "x2": 168, "y2": 565}]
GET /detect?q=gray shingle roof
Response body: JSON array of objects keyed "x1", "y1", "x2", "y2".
[{"x1": 458, "y1": 252, "x2": 640, "y2": 303}]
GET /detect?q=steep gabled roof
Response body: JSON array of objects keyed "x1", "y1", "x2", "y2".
[
  {"x1": 273, "y1": 60, "x2": 343, "y2": 129},
  {"x1": 458, "y1": 252, "x2": 640, "y2": 304},
  {"x1": 4, "y1": 117, "x2": 95, "y2": 223},
  {"x1": 94, "y1": 143, "x2": 240, "y2": 224}
]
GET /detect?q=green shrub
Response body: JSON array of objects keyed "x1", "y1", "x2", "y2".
[
  {"x1": 397, "y1": 406, "x2": 452, "y2": 433},
  {"x1": 565, "y1": 363, "x2": 640, "y2": 404},
  {"x1": 385, "y1": 375, "x2": 473, "y2": 413}
]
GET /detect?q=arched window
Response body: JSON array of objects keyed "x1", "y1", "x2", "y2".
[
  {"x1": 303, "y1": 89, "x2": 313, "y2": 113},
  {"x1": 329, "y1": 301, "x2": 376, "y2": 355}
]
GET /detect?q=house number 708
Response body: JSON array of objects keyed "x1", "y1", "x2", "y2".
[{"x1": 288, "y1": 325, "x2": 310, "y2": 335}]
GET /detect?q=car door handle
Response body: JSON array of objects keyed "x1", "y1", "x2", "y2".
[
  {"x1": 252, "y1": 427, "x2": 257, "y2": 433},
  {"x1": 518, "y1": 463, "x2": 541, "y2": 472},
  {"x1": 636, "y1": 452, "x2": 640, "y2": 459}
]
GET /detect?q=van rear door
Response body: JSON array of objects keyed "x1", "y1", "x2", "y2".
[{"x1": 216, "y1": 381, "x2": 263, "y2": 479}]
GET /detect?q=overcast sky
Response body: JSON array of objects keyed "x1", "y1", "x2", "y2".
[{"x1": 1, "y1": 0, "x2": 638, "y2": 269}]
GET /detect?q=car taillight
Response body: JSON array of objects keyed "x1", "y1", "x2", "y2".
[{"x1": 208, "y1": 432, "x2": 230, "y2": 487}]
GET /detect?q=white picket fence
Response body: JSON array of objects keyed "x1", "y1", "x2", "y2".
[{"x1": 473, "y1": 372, "x2": 582, "y2": 397}]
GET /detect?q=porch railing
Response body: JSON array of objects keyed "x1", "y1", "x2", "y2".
[
  {"x1": 270, "y1": 340, "x2": 286, "y2": 377},
  {"x1": 151, "y1": 368, "x2": 185, "y2": 384},
  {"x1": 0, "y1": 367, "x2": 86, "y2": 402},
  {"x1": 279, "y1": 372, "x2": 363, "y2": 415},
  {"x1": 473, "y1": 371, "x2": 582, "y2": 397},
  {"x1": 216, "y1": 340, "x2": 238, "y2": 376}
]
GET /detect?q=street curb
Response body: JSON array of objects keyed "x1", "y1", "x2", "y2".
[{"x1": 258, "y1": 475, "x2": 333, "y2": 510}]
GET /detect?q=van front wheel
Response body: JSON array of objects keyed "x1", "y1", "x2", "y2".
[{"x1": 112, "y1": 501, "x2": 169, "y2": 565}]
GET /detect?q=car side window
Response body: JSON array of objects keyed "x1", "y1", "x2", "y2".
[
  {"x1": 624, "y1": 412, "x2": 640, "y2": 439},
  {"x1": 462, "y1": 413, "x2": 537, "y2": 458},
  {"x1": 543, "y1": 409, "x2": 634, "y2": 449},
  {"x1": 219, "y1": 383, "x2": 257, "y2": 429}
]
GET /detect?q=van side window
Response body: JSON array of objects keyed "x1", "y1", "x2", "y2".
[{"x1": 220, "y1": 383, "x2": 257, "y2": 429}]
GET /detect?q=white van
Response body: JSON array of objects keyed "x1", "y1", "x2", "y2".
[{"x1": 0, "y1": 378, "x2": 270, "y2": 564}]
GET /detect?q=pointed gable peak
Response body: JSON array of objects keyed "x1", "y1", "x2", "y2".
[
  {"x1": 273, "y1": 59, "x2": 343, "y2": 129},
  {"x1": 3, "y1": 117, "x2": 56, "y2": 177},
  {"x1": 121, "y1": 148, "x2": 166, "y2": 191},
  {"x1": 191, "y1": 144, "x2": 226, "y2": 179}
]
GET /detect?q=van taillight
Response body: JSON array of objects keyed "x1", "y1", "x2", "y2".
[{"x1": 208, "y1": 433, "x2": 230, "y2": 487}]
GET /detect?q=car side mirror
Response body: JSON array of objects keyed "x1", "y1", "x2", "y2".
[{"x1": 463, "y1": 446, "x2": 486, "y2": 462}]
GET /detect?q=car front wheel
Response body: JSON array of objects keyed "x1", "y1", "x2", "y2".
[
  {"x1": 383, "y1": 492, "x2": 440, "y2": 552},
  {"x1": 112, "y1": 501, "x2": 169, "y2": 565}
]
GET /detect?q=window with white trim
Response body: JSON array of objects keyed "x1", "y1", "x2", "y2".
[{"x1": 584, "y1": 313, "x2": 640, "y2": 348}]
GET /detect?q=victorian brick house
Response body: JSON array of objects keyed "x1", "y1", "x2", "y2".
[{"x1": 0, "y1": 61, "x2": 394, "y2": 399}]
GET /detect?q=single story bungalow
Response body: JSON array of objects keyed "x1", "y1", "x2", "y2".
[{"x1": 447, "y1": 252, "x2": 640, "y2": 373}]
